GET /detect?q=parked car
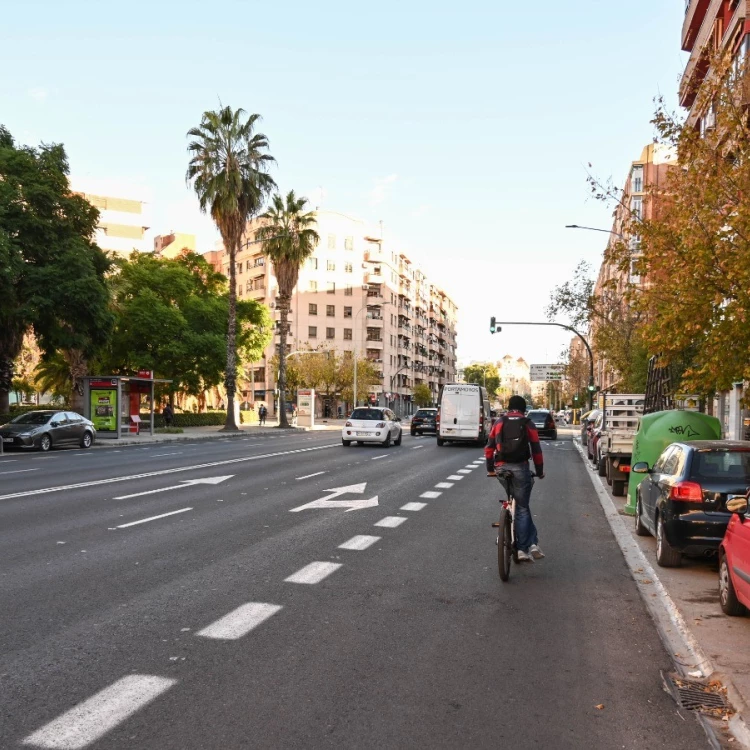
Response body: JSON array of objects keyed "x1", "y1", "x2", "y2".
[
  {"x1": 580, "y1": 409, "x2": 601, "y2": 446},
  {"x1": 587, "y1": 412, "x2": 605, "y2": 463},
  {"x1": 342, "y1": 407, "x2": 402, "y2": 447},
  {"x1": 526, "y1": 409, "x2": 558, "y2": 440},
  {"x1": 411, "y1": 408, "x2": 437, "y2": 436},
  {"x1": 718, "y1": 492, "x2": 750, "y2": 616},
  {"x1": 633, "y1": 440, "x2": 750, "y2": 567},
  {"x1": 0, "y1": 410, "x2": 96, "y2": 451}
]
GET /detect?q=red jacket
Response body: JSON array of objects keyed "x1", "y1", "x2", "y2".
[{"x1": 484, "y1": 411, "x2": 544, "y2": 475}]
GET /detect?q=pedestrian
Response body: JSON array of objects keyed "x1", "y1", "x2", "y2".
[
  {"x1": 258, "y1": 404, "x2": 267, "y2": 426},
  {"x1": 163, "y1": 403, "x2": 174, "y2": 427}
]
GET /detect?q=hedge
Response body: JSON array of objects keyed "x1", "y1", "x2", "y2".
[{"x1": 143, "y1": 410, "x2": 258, "y2": 428}]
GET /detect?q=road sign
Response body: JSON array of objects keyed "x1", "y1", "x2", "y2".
[
  {"x1": 289, "y1": 482, "x2": 379, "y2": 513},
  {"x1": 529, "y1": 364, "x2": 565, "y2": 382}
]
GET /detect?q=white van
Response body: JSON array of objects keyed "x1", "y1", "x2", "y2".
[{"x1": 436, "y1": 383, "x2": 491, "y2": 446}]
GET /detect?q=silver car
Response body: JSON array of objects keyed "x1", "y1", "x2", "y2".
[{"x1": 0, "y1": 410, "x2": 96, "y2": 451}]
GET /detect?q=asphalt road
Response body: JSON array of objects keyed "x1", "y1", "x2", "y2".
[{"x1": 1, "y1": 430, "x2": 711, "y2": 748}]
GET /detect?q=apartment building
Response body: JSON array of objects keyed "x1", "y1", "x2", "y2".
[
  {"x1": 591, "y1": 143, "x2": 675, "y2": 391},
  {"x1": 73, "y1": 187, "x2": 150, "y2": 256},
  {"x1": 204, "y1": 210, "x2": 458, "y2": 415},
  {"x1": 153, "y1": 232, "x2": 197, "y2": 259},
  {"x1": 681, "y1": 0, "x2": 750, "y2": 129}
]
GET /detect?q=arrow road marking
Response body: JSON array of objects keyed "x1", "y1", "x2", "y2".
[
  {"x1": 112, "y1": 475, "x2": 233, "y2": 501},
  {"x1": 290, "y1": 483, "x2": 377, "y2": 513}
]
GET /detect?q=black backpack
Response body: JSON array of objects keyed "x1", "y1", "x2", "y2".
[{"x1": 498, "y1": 416, "x2": 531, "y2": 463}]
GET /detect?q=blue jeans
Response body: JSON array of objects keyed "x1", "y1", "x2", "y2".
[{"x1": 497, "y1": 462, "x2": 538, "y2": 553}]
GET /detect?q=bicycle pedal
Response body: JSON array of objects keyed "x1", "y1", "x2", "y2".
[{"x1": 491, "y1": 522, "x2": 500, "y2": 527}]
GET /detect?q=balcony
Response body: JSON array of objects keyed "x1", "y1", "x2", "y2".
[
  {"x1": 366, "y1": 314, "x2": 384, "y2": 327},
  {"x1": 365, "y1": 337, "x2": 384, "y2": 348},
  {"x1": 682, "y1": 0, "x2": 712, "y2": 52}
]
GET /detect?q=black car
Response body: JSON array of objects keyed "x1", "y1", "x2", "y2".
[
  {"x1": 411, "y1": 408, "x2": 437, "y2": 436},
  {"x1": 633, "y1": 440, "x2": 750, "y2": 567},
  {"x1": 526, "y1": 409, "x2": 557, "y2": 440},
  {"x1": 0, "y1": 410, "x2": 97, "y2": 451}
]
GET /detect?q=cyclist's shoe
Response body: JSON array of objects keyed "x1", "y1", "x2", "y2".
[
  {"x1": 530, "y1": 544, "x2": 545, "y2": 560},
  {"x1": 487, "y1": 471, "x2": 497, "y2": 477},
  {"x1": 517, "y1": 549, "x2": 534, "y2": 562}
]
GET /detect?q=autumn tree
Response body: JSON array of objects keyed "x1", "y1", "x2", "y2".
[{"x1": 412, "y1": 383, "x2": 433, "y2": 407}]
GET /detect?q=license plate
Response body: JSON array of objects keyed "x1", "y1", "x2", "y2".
[
  {"x1": 2, "y1": 437, "x2": 12, "y2": 443},
  {"x1": 356, "y1": 432, "x2": 370, "y2": 436}
]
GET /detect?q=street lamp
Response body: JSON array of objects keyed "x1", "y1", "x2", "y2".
[{"x1": 565, "y1": 224, "x2": 625, "y2": 239}]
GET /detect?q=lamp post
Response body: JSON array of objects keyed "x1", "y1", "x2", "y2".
[{"x1": 565, "y1": 224, "x2": 625, "y2": 239}]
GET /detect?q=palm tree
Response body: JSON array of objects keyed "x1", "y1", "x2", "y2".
[
  {"x1": 256, "y1": 191, "x2": 319, "y2": 428},
  {"x1": 186, "y1": 106, "x2": 275, "y2": 431}
]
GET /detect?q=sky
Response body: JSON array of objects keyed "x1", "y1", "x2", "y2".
[{"x1": 1, "y1": 0, "x2": 687, "y2": 369}]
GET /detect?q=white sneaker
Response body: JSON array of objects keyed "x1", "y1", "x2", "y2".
[
  {"x1": 517, "y1": 549, "x2": 533, "y2": 562},
  {"x1": 530, "y1": 544, "x2": 545, "y2": 560}
]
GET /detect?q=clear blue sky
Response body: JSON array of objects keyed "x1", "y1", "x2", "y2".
[{"x1": 1, "y1": 0, "x2": 686, "y2": 367}]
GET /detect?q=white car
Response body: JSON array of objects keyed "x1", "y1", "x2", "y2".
[{"x1": 342, "y1": 407, "x2": 403, "y2": 447}]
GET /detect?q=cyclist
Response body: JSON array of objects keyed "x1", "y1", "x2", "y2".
[{"x1": 485, "y1": 395, "x2": 545, "y2": 562}]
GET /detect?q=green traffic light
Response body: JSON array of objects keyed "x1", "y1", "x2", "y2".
[{"x1": 490, "y1": 316, "x2": 496, "y2": 334}]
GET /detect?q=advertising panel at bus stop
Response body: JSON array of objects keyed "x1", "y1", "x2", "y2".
[{"x1": 89, "y1": 379, "x2": 118, "y2": 432}]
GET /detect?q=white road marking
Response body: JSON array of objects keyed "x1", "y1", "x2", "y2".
[
  {"x1": 0, "y1": 459, "x2": 18, "y2": 462},
  {"x1": 0, "y1": 468, "x2": 39, "y2": 476},
  {"x1": 285, "y1": 561, "x2": 342, "y2": 584},
  {"x1": 400, "y1": 502, "x2": 426, "y2": 511},
  {"x1": 116, "y1": 508, "x2": 192, "y2": 529},
  {"x1": 371, "y1": 454, "x2": 388, "y2": 460},
  {"x1": 464, "y1": 465, "x2": 478, "y2": 469},
  {"x1": 435, "y1": 482, "x2": 453, "y2": 489},
  {"x1": 113, "y1": 475, "x2": 233, "y2": 501},
  {"x1": 22, "y1": 674, "x2": 176, "y2": 749},
  {"x1": 457, "y1": 469, "x2": 472, "y2": 474},
  {"x1": 374, "y1": 516, "x2": 407, "y2": 528},
  {"x1": 473, "y1": 460, "x2": 484, "y2": 464},
  {"x1": 339, "y1": 535, "x2": 381, "y2": 551},
  {"x1": 446, "y1": 475, "x2": 464, "y2": 480},
  {"x1": 420, "y1": 491, "x2": 442, "y2": 499},
  {"x1": 0, "y1": 443, "x2": 338, "y2": 501},
  {"x1": 412, "y1": 445, "x2": 424, "y2": 450},
  {"x1": 296, "y1": 471, "x2": 326, "y2": 480},
  {"x1": 196, "y1": 602, "x2": 282, "y2": 640},
  {"x1": 151, "y1": 452, "x2": 182, "y2": 457}
]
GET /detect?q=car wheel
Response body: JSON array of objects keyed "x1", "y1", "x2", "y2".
[
  {"x1": 635, "y1": 496, "x2": 650, "y2": 537},
  {"x1": 356, "y1": 441, "x2": 364, "y2": 446},
  {"x1": 437, "y1": 437, "x2": 445, "y2": 446},
  {"x1": 394, "y1": 430, "x2": 402, "y2": 446},
  {"x1": 80, "y1": 431, "x2": 93, "y2": 449},
  {"x1": 39, "y1": 434, "x2": 52, "y2": 452},
  {"x1": 381, "y1": 432, "x2": 390, "y2": 447},
  {"x1": 411, "y1": 429, "x2": 416, "y2": 436},
  {"x1": 719, "y1": 554, "x2": 747, "y2": 616},
  {"x1": 597, "y1": 452, "x2": 606, "y2": 476},
  {"x1": 552, "y1": 432, "x2": 558, "y2": 441},
  {"x1": 656, "y1": 514, "x2": 682, "y2": 567},
  {"x1": 342, "y1": 439, "x2": 351, "y2": 447},
  {"x1": 612, "y1": 479, "x2": 626, "y2": 497}
]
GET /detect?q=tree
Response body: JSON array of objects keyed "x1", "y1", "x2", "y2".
[
  {"x1": 0, "y1": 126, "x2": 113, "y2": 412},
  {"x1": 186, "y1": 107, "x2": 275, "y2": 430},
  {"x1": 256, "y1": 191, "x2": 319, "y2": 427},
  {"x1": 463, "y1": 362, "x2": 500, "y2": 396},
  {"x1": 104, "y1": 252, "x2": 272, "y2": 402},
  {"x1": 412, "y1": 383, "x2": 433, "y2": 407}
]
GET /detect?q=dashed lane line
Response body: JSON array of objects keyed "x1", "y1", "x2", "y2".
[
  {"x1": 412, "y1": 445, "x2": 424, "y2": 450},
  {"x1": 115, "y1": 508, "x2": 193, "y2": 529},
  {"x1": 457, "y1": 469, "x2": 472, "y2": 474},
  {"x1": 371, "y1": 454, "x2": 389, "y2": 460},
  {"x1": 446, "y1": 475, "x2": 464, "y2": 481},
  {"x1": 22, "y1": 674, "x2": 177, "y2": 750},
  {"x1": 339, "y1": 535, "x2": 381, "y2": 551},
  {"x1": 0, "y1": 468, "x2": 39, "y2": 476},
  {"x1": 374, "y1": 516, "x2": 407, "y2": 528},
  {"x1": 296, "y1": 471, "x2": 326, "y2": 480},
  {"x1": 435, "y1": 482, "x2": 453, "y2": 489},
  {"x1": 420, "y1": 491, "x2": 442, "y2": 499},
  {"x1": 285, "y1": 561, "x2": 342, "y2": 584},
  {"x1": 151, "y1": 452, "x2": 182, "y2": 458},
  {"x1": 196, "y1": 603, "x2": 282, "y2": 640},
  {"x1": 400, "y1": 502, "x2": 427, "y2": 511}
]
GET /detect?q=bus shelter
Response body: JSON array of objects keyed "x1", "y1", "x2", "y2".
[{"x1": 83, "y1": 374, "x2": 172, "y2": 440}]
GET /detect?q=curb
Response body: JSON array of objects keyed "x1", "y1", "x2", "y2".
[
  {"x1": 573, "y1": 438, "x2": 750, "y2": 748},
  {"x1": 92, "y1": 427, "x2": 307, "y2": 448}
]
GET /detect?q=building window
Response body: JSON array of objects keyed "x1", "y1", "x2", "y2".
[
  {"x1": 344, "y1": 285, "x2": 353, "y2": 296},
  {"x1": 631, "y1": 196, "x2": 642, "y2": 219},
  {"x1": 327, "y1": 260, "x2": 336, "y2": 271},
  {"x1": 327, "y1": 234, "x2": 336, "y2": 250},
  {"x1": 236, "y1": 263, "x2": 243, "y2": 275},
  {"x1": 309, "y1": 303, "x2": 318, "y2": 315},
  {"x1": 344, "y1": 306, "x2": 352, "y2": 318},
  {"x1": 326, "y1": 327, "x2": 335, "y2": 339},
  {"x1": 246, "y1": 260, "x2": 252, "y2": 271},
  {"x1": 344, "y1": 236, "x2": 353, "y2": 251},
  {"x1": 309, "y1": 280, "x2": 318, "y2": 292},
  {"x1": 344, "y1": 328, "x2": 352, "y2": 340},
  {"x1": 308, "y1": 257, "x2": 318, "y2": 270},
  {"x1": 326, "y1": 304, "x2": 335, "y2": 317},
  {"x1": 308, "y1": 326, "x2": 317, "y2": 338},
  {"x1": 327, "y1": 282, "x2": 335, "y2": 294},
  {"x1": 254, "y1": 257, "x2": 265, "y2": 267},
  {"x1": 344, "y1": 262, "x2": 353, "y2": 273}
]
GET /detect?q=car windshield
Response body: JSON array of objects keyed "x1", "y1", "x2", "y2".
[
  {"x1": 527, "y1": 411, "x2": 548, "y2": 420},
  {"x1": 10, "y1": 412, "x2": 54, "y2": 425},
  {"x1": 351, "y1": 408, "x2": 384, "y2": 421},
  {"x1": 415, "y1": 410, "x2": 435, "y2": 418},
  {"x1": 691, "y1": 449, "x2": 750, "y2": 482}
]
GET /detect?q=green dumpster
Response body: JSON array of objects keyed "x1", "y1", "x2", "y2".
[{"x1": 624, "y1": 410, "x2": 722, "y2": 515}]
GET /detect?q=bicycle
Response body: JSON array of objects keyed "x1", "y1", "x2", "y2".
[{"x1": 494, "y1": 469, "x2": 519, "y2": 582}]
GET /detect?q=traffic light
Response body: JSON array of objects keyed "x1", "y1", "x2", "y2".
[
  {"x1": 587, "y1": 383, "x2": 597, "y2": 392},
  {"x1": 490, "y1": 316, "x2": 496, "y2": 334}
]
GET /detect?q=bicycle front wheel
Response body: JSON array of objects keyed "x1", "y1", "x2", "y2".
[{"x1": 498, "y1": 507, "x2": 512, "y2": 582}]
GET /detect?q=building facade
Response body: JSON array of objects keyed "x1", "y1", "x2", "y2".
[
  {"x1": 681, "y1": 0, "x2": 750, "y2": 129},
  {"x1": 74, "y1": 190, "x2": 150, "y2": 256},
  {"x1": 204, "y1": 210, "x2": 458, "y2": 415},
  {"x1": 154, "y1": 232, "x2": 197, "y2": 259}
]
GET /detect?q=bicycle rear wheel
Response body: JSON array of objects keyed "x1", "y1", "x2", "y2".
[{"x1": 498, "y1": 507, "x2": 512, "y2": 581}]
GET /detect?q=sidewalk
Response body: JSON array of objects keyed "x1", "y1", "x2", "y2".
[
  {"x1": 575, "y1": 436, "x2": 750, "y2": 747},
  {"x1": 92, "y1": 418, "x2": 344, "y2": 448}
]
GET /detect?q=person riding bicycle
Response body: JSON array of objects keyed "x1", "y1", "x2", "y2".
[{"x1": 485, "y1": 395, "x2": 545, "y2": 562}]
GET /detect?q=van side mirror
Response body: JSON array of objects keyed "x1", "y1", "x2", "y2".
[
  {"x1": 632, "y1": 462, "x2": 651, "y2": 474},
  {"x1": 727, "y1": 496, "x2": 749, "y2": 515}
]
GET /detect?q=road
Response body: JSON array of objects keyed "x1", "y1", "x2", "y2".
[{"x1": 1, "y1": 430, "x2": 711, "y2": 748}]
